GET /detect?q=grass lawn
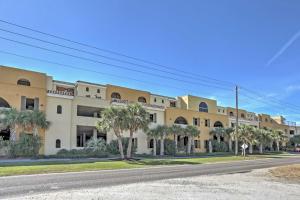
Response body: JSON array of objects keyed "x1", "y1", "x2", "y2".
[{"x1": 0, "y1": 153, "x2": 290, "y2": 177}]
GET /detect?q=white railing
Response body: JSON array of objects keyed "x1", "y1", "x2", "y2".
[
  {"x1": 47, "y1": 90, "x2": 74, "y2": 96},
  {"x1": 110, "y1": 98, "x2": 165, "y2": 109}
]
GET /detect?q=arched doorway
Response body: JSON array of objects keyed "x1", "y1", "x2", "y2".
[{"x1": 213, "y1": 121, "x2": 223, "y2": 128}]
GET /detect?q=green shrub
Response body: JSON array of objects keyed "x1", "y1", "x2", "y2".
[
  {"x1": 56, "y1": 148, "x2": 108, "y2": 158},
  {"x1": 106, "y1": 138, "x2": 137, "y2": 155},
  {"x1": 17, "y1": 133, "x2": 42, "y2": 158},
  {"x1": 86, "y1": 138, "x2": 106, "y2": 152},
  {"x1": 156, "y1": 139, "x2": 176, "y2": 155},
  {"x1": 212, "y1": 140, "x2": 228, "y2": 152}
]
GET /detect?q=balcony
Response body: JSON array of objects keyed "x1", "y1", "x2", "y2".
[{"x1": 111, "y1": 98, "x2": 165, "y2": 110}]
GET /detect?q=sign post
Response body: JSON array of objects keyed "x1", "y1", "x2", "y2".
[{"x1": 241, "y1": 143, "x2": 248, "y2": 157}]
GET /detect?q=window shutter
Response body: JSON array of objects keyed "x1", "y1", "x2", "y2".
[
  {"x1": 154, "y1": 113, "x2": 157, "y2": 123},
  {"x1": 34, "y1": 98, "x2": 39, "y2": 111},
  {"x1": 21, "y1": 96, "x2": 26, "y2": 111}
]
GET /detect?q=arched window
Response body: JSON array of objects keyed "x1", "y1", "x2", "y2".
[
  {"x1": 229, "y1": 112, "x2": 234, "y2": 117},
  {"x1": 86, "y1": 87, "x2": 89, "y2": 92},
  {"x1": 174, "y1": 116, "x2": 188, "y2": 125},
  {"x1": 138, "y1": 96, "x2": 147, "y2": 103},
  {"x1": 56, "y1": 139, "x2": 61, "y2": 148},
  {"x1": 57, "y1": 105, "x2": 62, "y2": 114},
  {"x1": 241, "y1": 113, "x2": 245, "y2": 118},
  {"x1": 111, "y1": 92, "x2": 121, "y2": 99},
  {"x1": 214, "y1": 121, "x2": 223, "y2": 127},
  {"x1": 0, "y1": 97, "x2": 10, "y2": 108},
  {"x1": 97, "y1": 89, "x2": 100, "y2": 93},
  {"x1": 17, "y1": 79, "x2": 30, "y2": 86},
  {"x1": 199, "y1": 102, "x2": 208, "y2": 112}
]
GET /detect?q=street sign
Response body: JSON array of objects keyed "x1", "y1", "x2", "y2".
[{"x1": 241, "y1": 143, "x2": 248, "y2": 149}]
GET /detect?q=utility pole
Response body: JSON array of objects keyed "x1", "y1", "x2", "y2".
[{"x1": 235, "y1": 85, "x2": 239, "y2": 155}]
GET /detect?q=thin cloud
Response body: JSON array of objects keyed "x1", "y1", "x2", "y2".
[
  {"x1": 286, "y1": 85, "x2": 300, "y2": 93},
  {"x1": 266, "y1": 29, "x2": 300, "y2": 67}
]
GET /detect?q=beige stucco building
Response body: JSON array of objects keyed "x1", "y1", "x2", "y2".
[{"x1": 0, "y1": 66, "x2": 298, "y2": 155}]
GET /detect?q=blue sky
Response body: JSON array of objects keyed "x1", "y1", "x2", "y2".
[{"x1": 0, "y1": 0, "x2": 299, "y2": 124}]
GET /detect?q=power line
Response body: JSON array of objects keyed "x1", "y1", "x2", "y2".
[
  {"x1": 0, "y1": 50, "x2": 235, "y2": 101},
  {"x1": 0, "y1": 36, "x2": 233, "y2": 91},
  {"x1": 0, "y1": 18, "x2": 235, "y2": 86},
  {"x1": 0, "y1": 27, "x2": 233, "y2": 87},
  {"x1": 240, "y1": 86, "x2": 300, "y2": 110}
]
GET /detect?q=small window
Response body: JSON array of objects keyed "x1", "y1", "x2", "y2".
[
  {"x1": 25, "y1": 98, "x2": 35, "y2": 110},
  {"x1": 193, "y1": 118, "x2": 200, "y2": 126},
  {"x1": 290, "y1": 130, "x2": 295, "y2": 135},
  {"x1": 231, "y1": 123, "x2": 235, "y2": 127},
  {"x1": 229, "y1": 112, "x2": 234, "y2": 117},
  {"x1": 241, "y1": 113, "x2": 245, "y2": 118},
  {"x1": 149, "y1": 113, "x2": 157, "y2": 123},
  {"x1": 86, "y1": 87, "x2": 89, "y2": 92},
  {"x1": 162, "y1": 99, "x2": 164, "y2": 103},
  {"x1": 205, "y1": 119, "x2": 210, "y2": 127},
  {"x1": 138, "y1": 96, "x2": 147, "y2": 103},
  {"x1": 17, "y1": 79, "x2": 31, "y2": 86},
  {"x1": 199, "y1": 102, "x2": 208, "y2": 113},
  {"x1": 57, "y1": 105, "x2": 62, "y2": 114},
  {"x1": 56, "y1": 139, "x2": 61, "y2": 148},
  {"x1": 97, "y1": 89, "x2": 100, "y2": 93},
  {"x1": 265, "y1": 118, "x2": 268, "y2": 122},
  {"x1": 154, "y1": 98, "x2": 157, "y2": 102},
  {"x1": 111, "y1": 92, "x2": 121, "y2": 99},
  {"x1": 170, "y1": 101, "x2": 176, "y2": 107}
]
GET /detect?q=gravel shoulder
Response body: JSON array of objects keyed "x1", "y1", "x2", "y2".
[{"x1": 8, "y1": 167, "x2": 300, "y2": 200}]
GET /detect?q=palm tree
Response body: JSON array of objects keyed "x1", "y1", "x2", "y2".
[
  {"x1": 146, "y1": 128, "x2": 160, "y2": 156},
  {"x1": 210, "y1": 127, "x2": 225, "y2": 143},
  {"x1": 29, "y1": 110, "x2": 50, "y2": 136},
  {"x1": 185, "y1": 125, "x2": 200, "y2": 155},
  {"x1": 169, "y1": 124, "x2": 183, "y2": 155},
  {"x1": 155, "y1": 125, "x2": 169, "y2": 156},
  {"x1": 224, "y1": 127, "x2": 234, "y2": 152},
  {"x1": 255, "y1": 128, "x2": 271, "y2": 154},
  {"x1": 273, "y1": 130, "x2": 287, "y2": 152},
  {"x1": 96, "y1": 107, "x2": 127, "y2": 159},
  {"x1": 0, "y1": 108, "x2": 20, "y2": 141},
  {"x1": 125, "y1": 104, "x2": 150, "y2": 158}
]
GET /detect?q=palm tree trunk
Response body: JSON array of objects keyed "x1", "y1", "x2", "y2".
[
  {"x1": 249, "y1": 144, "x2": 253, "y2": 154},
  {"x1": 160, "y1": 137, "x2": 164, "y2": 156},
  {"x1": 126, "y1": 131, "x2": 133, "y2": 159},
  {"x1": 209, "y1": 140, "x2": 213, "y2": 153},
  {"x1": 153, "y1": 138, "x2": 157, "y2": 156},
  {"x1": 191, "y1": 136, "x2": 195, "y2": 154},
  {"x1": 235, "y1": 137, "x2": 238, "y2": 155},
  {"x1": 187, "y1": 137, "x2": 192, "y2": 155},
  {"x1": 228, "y1": 138, "x2": 232, "y2": 152},
  {"x1": 117, "y1": 136, "x2": 125, "y2": 159},
  {"x1": 276, "y1": 140, "x2": 280, "y2": 152},
  {"x1": 33, "y1": 126, "x2": 38, "y2": 136},
  {"x1": 9, "y1": 128, "x2": 16, "y2": 141},
  {"x1": 174, "y1": 134, "x2": 177, "y2": 155},
  {"x1": 269, "y1": 141, "x2": 273, "y2": 151},
  {"x1": 259, "y1": 143, "x2": 263, "y2": 154}
]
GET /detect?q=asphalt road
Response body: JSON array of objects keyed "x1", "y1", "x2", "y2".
[{"x1": 1, "y1": 156, "x2": 300, "y2": 199}]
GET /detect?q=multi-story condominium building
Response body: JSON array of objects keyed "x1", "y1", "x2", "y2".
[{"x1": 0, "y1": 66, "x2": 298, "y2": 155}]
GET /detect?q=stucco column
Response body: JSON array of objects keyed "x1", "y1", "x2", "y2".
[
  {"x1": 93, "y1": 129, "x2": 97, "y2": 139},
  {"x1": 83, "y1": 132, "x2": 86, "y2": 146}
]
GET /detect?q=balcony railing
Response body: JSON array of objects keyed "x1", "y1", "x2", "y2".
[
  {"x1": 285, "y1": 121, "x2": 297, "y2": 126},
  {"x1": 47, "y1": 90, "x2": 74, "y2": 96},
  {"x1": 111, "y1": 98, "x2": 165, "y2": 109}
]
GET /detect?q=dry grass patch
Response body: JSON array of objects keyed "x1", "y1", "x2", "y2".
[{"x1": 270, "y1": 164, "x2": 300, "y2": 181}]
